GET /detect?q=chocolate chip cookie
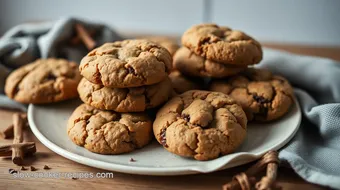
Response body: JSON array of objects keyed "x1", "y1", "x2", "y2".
[
  {"x1": 78, "y1": 77, "x2": 173, "y2": 112},
  {"x1": 182, "y1": 24, "x2": 262, "y2": 66},
  {"x1": 169, "y1": 70, "x2": 202, "y2": 94},
  {"x1": 143, "y1": 36, "x2": 179, "y2": 56},
  {"x1": 209, "y1": 68, "x2": 294, "y2": 121},
  {"x1": 67, "y1": 104, "x2": 153, "y2": 154},
  {"x1": 79, "y1": 39, "x2": 172, "y2": 88},
  {"x1": 5, "y1": 58, "x2": 81, "y2": 104},
  {"x1": 153, "y1": 90, "x2": 247, "y2": 161},
  {"x1": 173, "y1": 47, "x2": 246, "y2": 78}
]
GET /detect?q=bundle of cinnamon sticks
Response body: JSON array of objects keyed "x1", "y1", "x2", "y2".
[{"x1": 223, "y1": 151, "x2": 281, "y2": 190}]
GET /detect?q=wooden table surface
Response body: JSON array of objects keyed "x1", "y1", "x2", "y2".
[{"x1": 1, "y1": 44, "x2": 339, "y2": 190}]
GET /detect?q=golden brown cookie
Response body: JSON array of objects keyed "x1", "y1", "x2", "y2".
[
  {"x1": 77, "y1": 77, "x2": 173, "y2": 112},
  {"x1": 143, "y1": 36, "x2": 179, "y2": 56},
  {"x1": 5, "y1": 58, "x2": 81, "y2": 104},
  {"x1": 209, "y1": 68, "x2": 294, "y2": 121},
  {"x1": 79, "y1": 39, "x2": 172, "y2": 88},
  {"x1": 182, "y1": 24, "x2": 262, "y2": 66},
  {"x1": 169, "y1": 70, "x2": 202, "y2": 94},
  {"x1": 153, "y1": 90, "x2": 247, "y2": 161},
  {"x1": 67, "y1": 104, "x2": 153, "y2": 154},
  {"x1": 173, "y1": 47, "x2": 246, "y2": 78}
]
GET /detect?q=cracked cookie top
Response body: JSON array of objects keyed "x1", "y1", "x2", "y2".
[
  {"x1": 153, "y1": 90, "x2": 247, "y2": 161},
  {"x1": 79, "y1": 39, "x2": 173, "y2": 88},
  {"x1": 181, "y1": 24, "x2": 262, "y2": 66},
  {"x1": 77, "y1": 76, "x2": 173, "y2": 112},
  {"x1": 5, "y1": 58, "x2": 81, "y2": 104},
  {"x1": 67, "y1": 104, "x2": 152, "y2": 154},
  {"x1": 173, "y1": 47, "x2": 246, "y2": 78},
  {"x1": 209, "y1": 68, "x2": 294, "y2": 121}
]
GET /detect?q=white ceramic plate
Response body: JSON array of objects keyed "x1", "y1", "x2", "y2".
[{"x1": 28, "y1": 98, "x2": 301, "y2": 176}]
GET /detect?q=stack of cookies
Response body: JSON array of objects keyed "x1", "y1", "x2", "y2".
[
  {"x1": 152, "y1": 24, "x2": 294, "y2": 161},
  {"x1": 174, "y1": 24, "x2": 263, "y2": 79},
  {"x1": 169, "y1": 23, "x2": 294, "y2": 122},
  {"x1": 142, "y1": 36, "x2": 202, "y2": 94},
  {"x1": 67, "y1": 39, "x2": 174, "y2": 155}
]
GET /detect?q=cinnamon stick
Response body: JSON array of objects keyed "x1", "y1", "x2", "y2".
[
  {"x1": 12, "y1": 113, "x2": 25, "y2": 164},
  {"x1": 0, "y1": 113, "x2": 27, "y2": 139},
  {"x1": 255, "y1": 151, "x2": 281, "y2": 190},
  {"x1": 74, "y1": 24, "x2": 96, "y2": 50},
  {"x1": 223, "y1": 151, "x2": 280, "y2": 190}
]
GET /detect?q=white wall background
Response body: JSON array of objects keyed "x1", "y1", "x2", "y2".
[{"x1": 0, "y1": 0, "x2": 340, "y2": 46}]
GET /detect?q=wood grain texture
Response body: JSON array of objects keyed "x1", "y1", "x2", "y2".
[{"x1": 1, "y1": 44, "x2": 337, "y2": 190}]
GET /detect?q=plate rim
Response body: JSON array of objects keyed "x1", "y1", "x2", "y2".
[{"x1": 27, "y1": 98, "x2": 301, "y2": 176}]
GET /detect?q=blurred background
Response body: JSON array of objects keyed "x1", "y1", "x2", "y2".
[{"x1": 0, "y1": 0, "x2": 340, "y2": 46}]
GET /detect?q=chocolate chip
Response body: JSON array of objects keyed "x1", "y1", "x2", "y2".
[
  {"x1": 160, "y1": 128, "x2": 168, "y2": 148},
  {"x1": 72, "y1": 177, "x2": 78, "y2": 180},
  {"x1": 181, "y1": 114, "x2": 190, "y2": 122},
  {"x1": 252, "y1": 94, "x2": 270, "y2": 104},
  {"x1": 46, "y1": 73, "x2": 57, "y2": 81},
  {"x1": 9, "y1": 169, "x2": 17, "y2": 174},
  {"x1": 129, "y1": 158, "x2": 136, "y2": 162},
  {"x1": 200, "y1": 36, "x2": 215, "y2": 45},
  {"x1": 13, "y1": 86, "x2": 20, "y2": 95},
  {"x1": 30, "y1": 166, "x2": 37, "y2": 171},
  {"x1": 86, "y1": 120, "x2": 90, "y2": 124},
  {"x1": 127, "y1": 67, "x2": 136, "y2": 75},
  {"x1": 255, "y1": 105, "x2": 269, "y2": 120},
  {"x1": 43, "y1": 165, "x2": 50, "y2": 170},
  {"x1": 259, "y1": 106, "x2": 268, "y2": 115},
  {"x1": 20, "y1": 166, "x2": 27, "y2": 171}
]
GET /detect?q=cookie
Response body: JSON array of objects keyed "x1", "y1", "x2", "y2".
[
  {"x1": 79, "y1": 39, "x2": 172, "y2": 88},
  {"x1": 209, "y1": 68, "x2": 294, "y2": 121},
  {"x1": 143, "y1": 36, "x2": 179, "y2": 56},
  {"x1": 181, "y1": 23, "x2": 262, "y2": 66},
  {"x1": 173, "y1": 47, "x2": 246, "y2": 78},
  {"x1": 5, "y1": 58, "x2": 81, "y2": 104},
  {"x1": 169, "y1": 70, "x2": 202, "y2": 94},
  {"x1": 67, "y1": 104, "x2": 153, "y2": 154},
  {"x1": 153, "y1": 90, "x2": 247, "y2": 161},
  {"x1": 78, "y1": 76, "x2": 173, "y2": 112}
]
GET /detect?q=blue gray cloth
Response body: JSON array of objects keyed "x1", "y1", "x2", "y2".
[
  {"x1": 1, "y1": 18, "x2": 340, "y2": 189},
  {"x1": 260, "y1": 49, "x2": 340, "y2": 189}
]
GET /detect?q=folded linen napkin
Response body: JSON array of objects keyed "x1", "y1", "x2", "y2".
[{"x1": 0, "y1": 17, "x2": 339, "y2": 189}]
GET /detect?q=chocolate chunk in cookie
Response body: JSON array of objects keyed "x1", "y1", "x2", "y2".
[
  {"x1": 153, "y1": 90, "x2": 247, "y2": 161},
  {"x1": 5, "y1": 58, "x2": 81, "y2": 104},
  {"x1": 79, "y1": 39, "x2": 172, "y2": 88},
  {"x1": 182, "y1": 24, "x2": 262, "y2": 66},
  {"x1": 67, "y1": 104, "x2": 153, "y2": 154},
  {"x1": 209, "y1": 68, "x2": 294, "y2": 121}
]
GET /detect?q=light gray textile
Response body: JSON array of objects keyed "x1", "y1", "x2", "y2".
[
  {"x1": 259, "y1": 49, "x2": 340, "y2": 189},
  {"x1": 0, "y1": 18, "x2": 339, "y2": 189}
]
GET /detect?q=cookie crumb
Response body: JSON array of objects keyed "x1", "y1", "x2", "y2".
[
  {"x1": 20, "y1": 166, "x2": 27, "y2": 171},
  {"x1": 9, "y1": 168, "x2": 17, "y2": 174},
  {"x1": 43, "y1": 165, "x2": 50, "y2": 170},
  {"x1": 30, "y1": 166, "x2": 37, "y2": 171},
  {"x1": 129, "y1": 158, "x2": 136, "y2": 162},
  {"x1": 72, "y1": 177, "x2": 78, "y2": 180}
]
